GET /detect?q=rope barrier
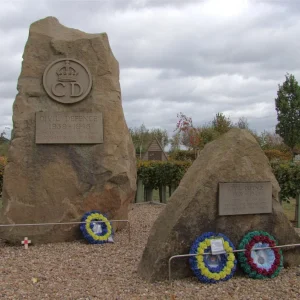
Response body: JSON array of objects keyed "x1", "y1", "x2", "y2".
[
  {"x1": 168, "y1": 243, "x2": 300, "y2": 281},
  {"x1": 0, "y1": 220, "x2": 131, "y2": 242}
]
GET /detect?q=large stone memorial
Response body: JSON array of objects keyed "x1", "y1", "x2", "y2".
[
  {"x1": 138, "y1": 129, "x2": 300, "y2": 281},
  {"x1": 0, "y1": 17, "x2": 136, "y2": 243}
]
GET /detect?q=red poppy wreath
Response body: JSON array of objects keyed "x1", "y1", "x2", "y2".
[{"x1": 237, "y1": 231, "x2": 283, "y2": 279}]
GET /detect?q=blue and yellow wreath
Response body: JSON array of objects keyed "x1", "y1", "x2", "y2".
[
  {"x1": 189, "y1": 232, "x2": 237, "y2": 283},
  {"x1": 80, "y1": 210, "x2": 114, "y2": 244}
]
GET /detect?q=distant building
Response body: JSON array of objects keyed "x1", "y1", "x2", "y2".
[{"x1": 142, "y1": 137, "x2": 168, "y2": 161}]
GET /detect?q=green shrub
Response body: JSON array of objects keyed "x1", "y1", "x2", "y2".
[
  {"x1": 137, "y1": 160, "x2": 192, "y2": 189},
  {"x1": 136, "y1": 159, "x2": 300, "y2": 203},
  {"x1": 0, "y1": 156, "x2": 7, "y2": 195},
  {"x1": 264, "y1": 149, "x2": 292, "y2": 162},
  {"x1": 271, "y1": 161, "x2": 300, "y2": 201},
  {"x1": 137, "y1": 155, "x2": 300, "y2": 205},
  {"x1": 0, "y1": 143, "x2": 9, "y2": 156},
  {"x1": 168, "y1": 150, "x2": 196, "y2": 162}
]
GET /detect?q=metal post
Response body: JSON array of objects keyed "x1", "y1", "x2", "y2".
[
  {"x1": 169, "y1": 185, "x2": 176, "y2": 197},
  {"x1": 136, "y1": 179, "x2": 144, "y2": 203},
  {"x1": 159, "y1": 185, "x2": 167, "y2": 203},
  {"x1": 145, "y1": 187, "x2": 153, "y2": 202},
  {"x1": 128, "y1": 221, "x2": 131, "y2": 242},
  {"x1": 168, "y1": 254, "x2": 196, "y2": 281}
]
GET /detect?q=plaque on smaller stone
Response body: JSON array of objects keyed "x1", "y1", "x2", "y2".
[
  {"x1": 219, "y1": 182, "x2": 272, "y2": 216},
  {"x1": 36, "y1": 112, "x2": 103, "y2": 144}
]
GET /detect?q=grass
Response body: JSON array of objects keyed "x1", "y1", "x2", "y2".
[
  {"x1": 282, "y1": 198, "x2": 296, "y2": 222},
  {"x1": 152, "y1": 188, "x2": 171, "y2": 202}
]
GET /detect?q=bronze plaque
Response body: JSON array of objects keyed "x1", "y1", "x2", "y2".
[
  {"x1": 219, "y1": 182, "x2": 272, "y2": 216},
  {"x1": 36, "y1": 112, "x2": 103, "y2": 144},
  {"x1": 43, "y1": 58, "x2": 92, "y2": 104}
]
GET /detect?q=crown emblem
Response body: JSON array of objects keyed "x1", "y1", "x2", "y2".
[{"x1": 56, "y1": 60, "x2": 78, "y2": 82}]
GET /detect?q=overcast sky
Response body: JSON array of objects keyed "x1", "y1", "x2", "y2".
[{"x1": 1, "y1": 0, "x2": 299, "y2": 139}]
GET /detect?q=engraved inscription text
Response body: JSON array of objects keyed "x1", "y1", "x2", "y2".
[
  {"x1": 35, "y1": 112, "x2": 103, "y2": 144},
  {"x1": 218, "y1": 182, "x2": 272, "y2": 216}
]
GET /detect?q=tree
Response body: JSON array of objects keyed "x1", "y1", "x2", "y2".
[
  {"x1": 275, "y1": 73, "x2": 300, "y2": 154},
  {"x1": 0, "y1": 127, "x2": 10, "y2": 138},
  {"x1": 175, "y1": 112, "x2": 201, "y2": 150},
  {"x1": 169, "y1": 132, "x2": 181, "y2": 152},
  {"x1": 129, "y1": 124, "x2": 169, "y2": 158},
  {"x1": 175, "y1": 112, "x2": 234, "y2": 151},
  {"x1": 198, "y1": 124, "x2": 220, "y2": 147},
  {"x1": 257, "y1": 130, "x2": 288, "y2": 152},
  {"x1": 235, "y1": 117, "x2": 249, "y2": 129},
  {"x1": 212, "y1": 113, "x2": 232, "y2": 134},
  {"x1": 129, "y1": 124, "x2": 149, "y2": 159},
  {"x1": 0, "y1": 127, "x2": 10, "y2": 157},
  {"x1": 149, "y1": 128, "x2": 169, "y2": 149}
]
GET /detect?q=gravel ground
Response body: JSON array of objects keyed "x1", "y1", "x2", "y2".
[{"x1": 0, "y1": 203, "x2": 300, "y2": 300}]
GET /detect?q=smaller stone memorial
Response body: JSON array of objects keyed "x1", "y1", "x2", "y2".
[{"x1": 138, "y1": 129, "x2": 300, "y2": 282}]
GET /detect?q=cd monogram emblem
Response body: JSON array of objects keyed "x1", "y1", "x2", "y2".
[{"x1": 43, "y1": 58, "x2": 92, "y2": 104}]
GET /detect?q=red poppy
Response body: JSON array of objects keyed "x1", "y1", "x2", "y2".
[{"x1": 253, "y1": 236, "x2": 261, "y2": 242}]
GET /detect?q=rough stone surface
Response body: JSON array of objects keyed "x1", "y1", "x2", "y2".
[
  {"x1": 0, "y1": 17, "x2": 136, "y2": 243},
  {"x1": 138, "y1": 128, "x2": 300, "y2": 282}
]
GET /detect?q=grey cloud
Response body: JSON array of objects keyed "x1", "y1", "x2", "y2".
[
  {"x1": 0, "y1": 98, "x2": 14, "y2": 115},
  {"x1": 0, "y1": 56, "x2": 22, "y2": 82},
  {"x1": 104, "y1": 3, "x2": 300, "y2": 81},
  {"x1": 0, "y1": 82, "x2": 18, "y2": 99},
  {"x1": 0, "y1": 0, "x2": 299, "y2": 140}
]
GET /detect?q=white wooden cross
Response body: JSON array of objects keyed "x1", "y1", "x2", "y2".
[{"x1": 21, "y1": 237, "x2": 31, "y2": 249}]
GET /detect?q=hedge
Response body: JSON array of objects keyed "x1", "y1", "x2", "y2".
[
  {"x1": 137, "y1": 160, "x2": 191, "y2": 189},
  {"x1": 271, "y1": 161, "x2": 300, "y2": 201},
  {"x1": 0, "y1": 158, "x2": 299, "y2": 203},
  {"x1": 168, "y1": 150, "x2": 196, "y2": 162},
  {"x1": 264, "y1": 149, "x2": 292, "y2": 162},
  {"x1": 137, "y1": 160, "x2": 300, "y2": 202},
  {"x1": 0, "y1": 156, "x2": 7, "y2": 195}
]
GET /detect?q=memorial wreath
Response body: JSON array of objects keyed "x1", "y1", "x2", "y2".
[
  {"x1": 80, "y1": 210, "x2": 114, "y2": 244},
  {"x1": 189, "y1": 232, "x2": 237, "y2": 283},
  {"x1": 237, "y1": 230, "x2": 283, "y2": 279}
]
